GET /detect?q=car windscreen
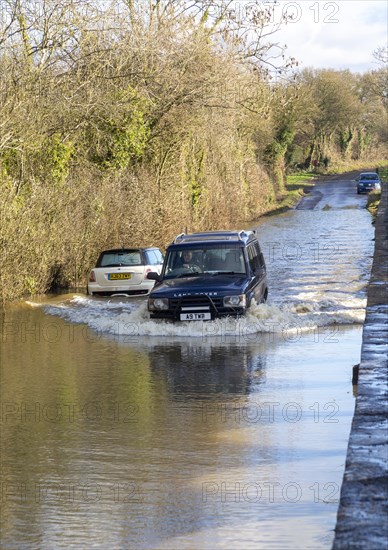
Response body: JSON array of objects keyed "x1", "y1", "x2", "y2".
[
  {"x1": 97, "y1": 251, "x2": 142, "y2": 267},
  {"x1": 164, "y1": 247, "x2": 246, "y2": 278},
  {"x1": 360, "y1": 174, "x2": 379, "y2": 180}
]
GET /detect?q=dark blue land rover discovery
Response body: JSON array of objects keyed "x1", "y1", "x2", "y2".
[{"x1": 147, "y1": 230, "x2": 268, "y2": 321}]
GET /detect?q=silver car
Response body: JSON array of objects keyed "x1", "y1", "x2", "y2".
[{"x1": 87, "y1": 247, "x2": 164, "y2": 297}]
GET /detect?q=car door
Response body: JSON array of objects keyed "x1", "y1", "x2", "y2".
[{"x1": 246, "y1": 242, "x2": 266, "y2": 303}]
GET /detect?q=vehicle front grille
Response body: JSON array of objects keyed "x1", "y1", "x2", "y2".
[
  {"x1": 170, "y1": 295, "x2": 243, "y2": 317},
  {"x1": 170, "y1": 295, "x2": 222, "y2": 310}
]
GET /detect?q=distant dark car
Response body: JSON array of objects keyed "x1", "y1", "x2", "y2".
[
  {"x1": 87, "y1": 247, "x2": 164, "y2": 296},
  {"x1": 147, "y1": 230, "x2": 268, "y2": 321},
  {"x1": 357, "y1": 172, "x2": 381, "y2": 194}
]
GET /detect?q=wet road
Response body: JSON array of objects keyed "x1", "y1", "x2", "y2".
[
  {"x1": 296, "y1": 172, "x2": 361, "y2": 210},
  {"x1": 1, "y1": 173, "x2": 375, "y2": 549}
]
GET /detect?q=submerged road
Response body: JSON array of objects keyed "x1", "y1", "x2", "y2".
[
  {"x1": 296, "y1": 171, "x2": 364, "y2": 211},
  {"x1": 0, "y1": 172, "x2": 378, "y2": 550}
]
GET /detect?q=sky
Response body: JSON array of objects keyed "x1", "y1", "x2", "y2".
[{"x1": 269, "y1": 0, "x2": 388, "y2": 72}]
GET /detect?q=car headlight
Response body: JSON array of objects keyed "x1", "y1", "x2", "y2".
[
  {"x1": 148, "y1": 298, "x2": 169, "y2": 310},
  {"x1": 223, "y1": 295, "x2": 246, "y2": 308}
]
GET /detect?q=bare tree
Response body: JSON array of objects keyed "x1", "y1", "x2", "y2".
[{"x1": 373, "y1": 45, "x2": 388, "y2": 65}]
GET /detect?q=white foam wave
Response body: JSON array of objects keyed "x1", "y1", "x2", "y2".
[{"x1": 41, "y1": 294, "x2": 366, "y2": 339}]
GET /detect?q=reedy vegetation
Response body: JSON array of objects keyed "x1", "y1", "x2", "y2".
[{"x1": 0, "y1": 1, "x2": 387, "y2": 300}]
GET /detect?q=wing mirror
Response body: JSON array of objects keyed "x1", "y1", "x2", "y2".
[{"x1": 147, "y1": 272, "x2": 161, "y2": 282}]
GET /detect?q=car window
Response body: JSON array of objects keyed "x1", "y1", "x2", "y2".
[
  {"x1": 99, "y1": 251, "x2": 142, "y2": 267},
  {"x1": 166, "y1": 249, "x2": 204, "y2": 273},
  {"x1": 248, "y1": 243, "x2": 261, "y2": 273},
  {"x1": 145, "y1": 250, "x2": 159, "y2": 265},
  {"x1": 164, "y1": 247, "x2": 246, "y2": 277},
  {"x1": 360, "y1": 174, "x2": 378, "y2": 180},
  {"x1": 153, "y1": 249, "x2": 164, "y2": 264},
  {"x1": 223, "y1": 249, "x2": 245, "y2": 273},
  {"x1": 253, "y1": 241, "x2": 265, "y2": 267}
]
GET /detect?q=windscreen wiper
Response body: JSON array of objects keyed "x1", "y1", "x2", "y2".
[
  {"x1": 211, "y1": 271, "x2": 243, "y2": 275},
  {"x1": 181, "y1": 272, "x2": 202, "y2": 277}
]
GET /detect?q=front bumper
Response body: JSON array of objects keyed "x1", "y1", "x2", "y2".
[
  {"x1": 358, "y1": 185, "x2": 378, "y2": 193},
  {"x1": 88, "y1": 281, "x2": 154, "y2": 296},
  {"x1": 149, "y1": 294, "x2": 246, "y2": 320}
]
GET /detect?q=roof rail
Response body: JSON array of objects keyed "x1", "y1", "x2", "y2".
[
  {"x1": 174, "y1": 233, "x2": 186, "y2": 243},
  {"x1": 238, "y1": 230, "x2": 245, "y2": 241}
]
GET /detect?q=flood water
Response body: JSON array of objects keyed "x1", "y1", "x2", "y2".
[{"x1": 1, "y1": 176, "x2": 375, "y2": 549}]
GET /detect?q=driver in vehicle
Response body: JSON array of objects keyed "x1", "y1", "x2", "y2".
[
  {"x1": 178, "y1": 250, "x2": 202, "y2": 272},
  {"x1": 182, "y1": 250, "x2": 194, "y2": 267}
]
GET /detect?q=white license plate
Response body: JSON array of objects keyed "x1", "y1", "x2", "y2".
[{"x1": 180, "y1": 312, "x2": 211, "y2": 321}]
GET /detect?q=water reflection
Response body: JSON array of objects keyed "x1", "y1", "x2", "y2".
[{"x1": 145, "y1": 337, "x2": 267, "y2": 397}]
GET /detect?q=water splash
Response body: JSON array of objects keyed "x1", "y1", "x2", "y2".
[{"x1": 37, "y1": 293, "x2": 366, "y2": 339}]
